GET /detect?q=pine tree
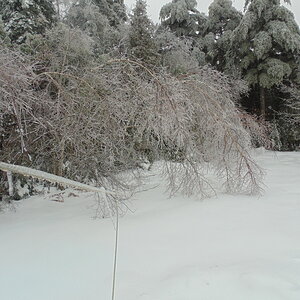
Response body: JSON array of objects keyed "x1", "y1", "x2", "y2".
[
  {"x1": 93, "y1": 0, "x2": 127, "y2": 28},
  {"x1": 67, "y1": 0, "x2": 110, "y2": 41},
  {"x1": 204, "y1": 0, "x2": 242, "y2": 71},
  {"x1": 0, "y1": 0, "x2": 56, "y2": 43},
  {"x1": 129, "y1": 0, "x2": 158, "y2": 64},
  {"x1": 67, "y1": 0, "x2": 128, "y2": 57},
  {"x1": 155, "y1": 29, "x2": 206, "y2": 74},
  {"x1": 159, "y1": 0, "x2": 206, "y2": 38},
  {"x1": 158, "y1": 0, "x2": 207, "y2": 71},
  {"x1": 228, "y1": 0, "x2": 300, "y2": 118}
]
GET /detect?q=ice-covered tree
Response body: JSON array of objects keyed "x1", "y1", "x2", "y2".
[
  {"x1": 1, "y1": 38, "x2": 267, "y2": 200},
  {"x1": 0, "y1": 0, "x2": 56, "y2": 43},
  {"x1": 128, "y1": 0, "x2": 158, "y2": 64},
  {"x1": 67, "y1": 0, "x2": 128, "y2": 56},
  {"x1": 208, "y1": 0, "x2": 242, "y2": 34},
  {"x1": 155, "y1": 29, "x2": 205, "y2": 74},
  {"x1": 93, "y1": 0, "x2": 127, "y2": 28},
  {"x1": 228, "y1": 0, "x2": 300, "y2": 118},
  {"x1": 158, "y1": 0, "x2": 207, "y2": 71},
  {"x1": 204, "y1": 0, "x2": 242, "y2": 71},
  {"x1": 159, "y1": 0, "x2": 206, "y2": 38},
  {"x1": 244, "y1": 0, "x2": 290, "y2": 7},
  {"x1": 67, "y1": 0, "x2": 110, "y2": 54},
  {"x1": 68, "y1": 1, "x2": 108, "y2": 35}
]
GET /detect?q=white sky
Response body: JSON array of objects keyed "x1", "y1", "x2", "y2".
[{"x1": 124, "y1": 0, "x2": 300, "y2": 25}]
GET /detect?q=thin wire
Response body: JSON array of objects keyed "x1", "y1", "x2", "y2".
[{"x1": 111, "y1": 201, "x2": 119, "y2": 300}]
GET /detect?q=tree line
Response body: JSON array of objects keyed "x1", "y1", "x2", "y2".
[{"x1": 0, "y1": 0, "x2": 298, "y2": 201}]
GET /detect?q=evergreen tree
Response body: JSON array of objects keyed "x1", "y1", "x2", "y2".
[
  {"x1": 93, "y1": 0, "x2": 127, "y2": 28},
  {"x1": 204, "y1": 0, "x2": 242, "y2": 71},
  {"x1": 155, "y1": 29, "x2": 206, "y2": 74},
  {"x1": 158, "y1": 0, "x2": 207, "y2": 71},
  {"x1": 128, "y1": 0, "x2": 158, "y2": 64},
  {"x1": 0, "y1": 0, "x2": 56, "y2": 43},
  {"x1": 67, "y1": 1, "x2": 109, "y2": 43},
  {"x1": 0, "y1": 17, "x2": 8, "y2": 42},
  {"x1": 159, "y1": 0, "x2": 206, "y2": 38},
  {"x1": 68, "y1": 0, "x2": 127, "y2": 30},
  {"x1": 228, "y1": 0, "x2": 300, "y2": 118},
  {"x1": 67, "y1": 0, "x2": 128, "y2": 56}
]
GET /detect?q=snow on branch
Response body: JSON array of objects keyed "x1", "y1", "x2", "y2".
[
  {"x1": 0, "y1": 162, "x2": 120, "y2": 218},
  {"x1": 0, "y1": 162, "x2": 112, "y2": 196}
]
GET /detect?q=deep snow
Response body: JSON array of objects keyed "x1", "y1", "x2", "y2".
[{"x1": 0, "y1": 150, "x2": 300, "y2": 300}]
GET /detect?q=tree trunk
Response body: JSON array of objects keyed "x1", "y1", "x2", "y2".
[{"x1": 259, "y1": 86, "x2": 266, "y2": 119}]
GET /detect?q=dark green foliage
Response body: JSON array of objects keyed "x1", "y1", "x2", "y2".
[
  {"x1": 93, "y1": 0, "x2": 127, "y2": 27},
  {"x1": 129, "y1": 0, "x2": 159, "y2": 64},
  {"x1": 159, "y1": 0, "x2": 206, "y2": 38},
  {"x1": 230, "y1": 0, "x2": 300, "y2": 89},
  {"x1": 158, "y1": 0, "x2": 208, "y2": 73},
  {"x1": 228, "y1": 0, "x2": 300, "y2": 119},
  {"x1": 203, "y1": 0, "x2": 242, "y2": 71},
  {"x1": 0, "y1": 0, "x2": 56, "y2": 43}
]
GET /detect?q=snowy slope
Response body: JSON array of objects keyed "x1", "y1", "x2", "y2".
[{"x1": 0, "y1": 150, "x2": 300, "y2": 300}]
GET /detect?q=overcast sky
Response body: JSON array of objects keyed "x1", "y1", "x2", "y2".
[{"x1": 124, "y1": 0, "x2": 300, "y2": 25}]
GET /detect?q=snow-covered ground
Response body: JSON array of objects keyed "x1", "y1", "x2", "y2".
[{"x1": 0, "y1": 150, "x2": 300, "y2": 300}]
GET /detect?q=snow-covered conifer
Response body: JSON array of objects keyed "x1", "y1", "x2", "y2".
[
  {"x1": 155, "y1": 29, "x2": 205, "y2": 74},
  {"x1": 67, "y1": 0, "x2": 128, "y2": 56},
  {"x1": 93, "y1": 0, "x2": 127, "y2": 28},
  {"x1": 128, "y1": 0, "x2": 158, "y2": 64},
  {"x1": 228, "y1": 0, "x2": 300, "y2": 118},
  {"x1": 204, "y1": 0, "x2": 242, "y2": 71},
  {"x1": 159, "y1": 0, "x2": 206, "y2": 38},
  {"x1": 158, "y1": 0, "x2": 207, "y2": 71},
  {"x1": 0, "y1": 0, "x2": 56, "y2": 43},
  {"x1": 68, "y1": 1, "x2": 109, "y2": 37}
]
